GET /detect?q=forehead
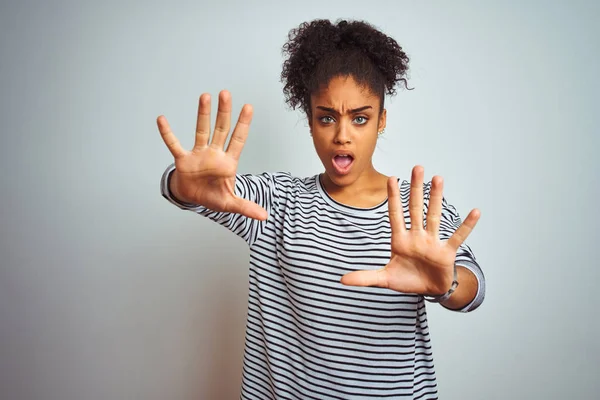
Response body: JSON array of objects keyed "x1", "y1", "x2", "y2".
[{"x1": 311, "y1": 75, "x2": 380, "y2": 110}]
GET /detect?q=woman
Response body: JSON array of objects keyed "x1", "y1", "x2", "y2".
[{"x1": 157, "y1": 19, "x2": 485, "y2": 400}]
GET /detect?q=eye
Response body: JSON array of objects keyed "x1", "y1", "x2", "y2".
[
  {"x1": 319, "y1": 116, "x2": 335, "y2": 124},
  {"x1": 353, "y1": 116, "x2": 368, "y2": 125}
]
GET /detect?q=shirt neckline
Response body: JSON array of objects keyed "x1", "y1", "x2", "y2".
[{"x1": 314, "y1": 173, "x2": 390, "y2": 216}]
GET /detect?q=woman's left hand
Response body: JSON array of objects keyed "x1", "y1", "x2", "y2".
[{"x1": 341, "y1": 166, "x2": 480, "y2": 296}]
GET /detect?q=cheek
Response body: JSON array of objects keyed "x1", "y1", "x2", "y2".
[
  {"x1": 312, "y1": 137, "x2": 329, "y2": 159},
  {"x1": 357, "y1": 134, "x2": 379, "y2": 160}
]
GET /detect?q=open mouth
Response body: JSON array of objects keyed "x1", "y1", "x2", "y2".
[{"x1": 332, "y1": 154, "x2": 354, "y2": 175}]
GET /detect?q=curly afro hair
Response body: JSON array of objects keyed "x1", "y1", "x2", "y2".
[{"x1": 281, "y1": 19, "x2": 410, "y2": 117}]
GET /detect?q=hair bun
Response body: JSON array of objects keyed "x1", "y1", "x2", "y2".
[{"x1": 281, "y1": 19, "x2": 411, "y2": 115}]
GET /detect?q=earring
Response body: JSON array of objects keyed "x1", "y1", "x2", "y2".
[{"x1": 378, "y1": 129, "x2": 385, "y2": 135}]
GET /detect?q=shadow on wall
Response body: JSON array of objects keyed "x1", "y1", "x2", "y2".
[{"x1": 187, "y1": 258, "x2": 249, "y2": 400}]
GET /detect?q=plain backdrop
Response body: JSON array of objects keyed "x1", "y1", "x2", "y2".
[{"x1": 1, "y1": 0, "x2": 598, "y2": 399}]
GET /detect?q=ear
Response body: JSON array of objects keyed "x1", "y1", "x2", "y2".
[{"x1": 378, "y1": 108, "x2": 387, "y2": 131}]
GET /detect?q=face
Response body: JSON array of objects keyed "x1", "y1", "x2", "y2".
[{"x1": 309, "y1": 75, "x2": 386, "y2": 188}]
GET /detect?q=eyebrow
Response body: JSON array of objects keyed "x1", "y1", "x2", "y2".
[{"x1": 316, "y1": 105, "x2": 373, "y2": 114}]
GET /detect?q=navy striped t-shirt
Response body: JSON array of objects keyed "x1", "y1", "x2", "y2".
[{"x1": 160, "y1": 164, "x2": 485, "y2": 399}]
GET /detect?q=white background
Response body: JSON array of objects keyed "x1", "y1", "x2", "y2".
[{"x1": 1, "y1": 0, "x2": 598, "y2": 399}]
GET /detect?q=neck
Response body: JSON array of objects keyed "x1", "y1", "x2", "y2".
[{"x1": 320, "y1": 165, "x2": 389, "y2": 208}]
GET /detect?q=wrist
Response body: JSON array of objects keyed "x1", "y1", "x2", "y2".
[
  {"x1": 169, "y1": 170, "x2": 182, "y2": 198},
  {"x1": 424, "y1": 265, "x2": 459, "y2": 303},
  {"x1": 168, "y1": 169, "x2": 196, "y2": 206},
  {"x1": 426, "y1": 266, "x2": 455, "y2": 296}
]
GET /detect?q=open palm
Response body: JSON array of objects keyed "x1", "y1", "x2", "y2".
[
  {"x1": 157, "y1": 91, "x2": 267, "y2": 220},
  {"x1": 341, "y1": 166, "x2": 480, "y2": 296}
]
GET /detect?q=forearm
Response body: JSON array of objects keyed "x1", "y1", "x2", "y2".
[{"x1": 440, "y1": 266, "x2": 478, "y2": 310}]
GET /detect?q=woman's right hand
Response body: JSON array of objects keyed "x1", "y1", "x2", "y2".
[{"x1": 157, "y1": 90, "x2": 268, "y2": 221}]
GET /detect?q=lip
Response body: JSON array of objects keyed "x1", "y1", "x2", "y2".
[
  {"x1": 331, "y1": 151, "x2": 355, "y2": 176},
  {"x1": 333, "y1": 150, "x2": 355, "y2": 158}
]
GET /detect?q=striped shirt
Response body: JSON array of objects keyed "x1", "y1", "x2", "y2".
[{"x1": 160, "y1": 164, "x2": 485, "y2": 399}]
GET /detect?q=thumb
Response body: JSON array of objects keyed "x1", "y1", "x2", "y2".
[
  {"x1": 232, "y1": 197, "x2": 269, "y2": 221},
  {"x1": 341, "y1": 268, "x2": 389, "y2": 288}
]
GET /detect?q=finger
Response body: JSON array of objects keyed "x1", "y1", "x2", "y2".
[
  {"x1": 409, "y1": 165, "x2": 425, "y2": 231},
  {"x1": 210, "y1": 90, "x2": 232, "y2": 149},
  {"x1": 340, "y1": 268, "x2": 389, "y2": 288},
  {"x1": 226, "y1": 104, "x2": 253, "y2": 161},
  {"x1": 193, "y1": 93, "x2": 211, "y2": 150},
  {"x1": 447, "y1": 208, "x2": 481, "y2": 249},
  {"x1": 387, "y1": 176, "x2": 406, "y2": 235},
  {"x1": 232, "y1": 197, "x2": 269, "y2": 221},
  {"x1": 157, "y1": 115, "x2": 187, "y2": 159},
  {"x1": 426, "y1": 175, "x2": 443, "y2": 236}
]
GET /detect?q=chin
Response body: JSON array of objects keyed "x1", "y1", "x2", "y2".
[{"x1": 323, "y1": 170, "x2": 357, "y2": 188}]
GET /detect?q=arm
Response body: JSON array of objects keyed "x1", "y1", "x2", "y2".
[
  {"x1": 437, "y1": 197, "x2": 486, "y2": 312},
  {"x1": 161, "y1": 162, "x2": 284, "y2": 246},
  {"x1": 439, "y1": 266, "x2": 479, "y2": 311},
  {"x1": 340, "y1": 167, "x2": 486, "y2": 313},
  {"x1": 157, "y1": 91, "x2": 283, "y2": 246}
]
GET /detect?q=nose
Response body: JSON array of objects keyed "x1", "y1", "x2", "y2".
[{"x1": 334, "y1": 122, "x2": 351, "y2": 144}]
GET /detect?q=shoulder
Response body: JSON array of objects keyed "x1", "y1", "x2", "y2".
[
  {"x1": 237, "y1": 171, "x2": 318, "y2": 194},
  {"x1": 397, "y1": 179, "x2": 433, "y2": 196}
]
